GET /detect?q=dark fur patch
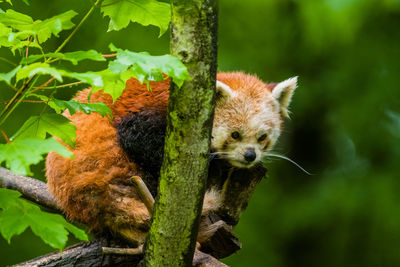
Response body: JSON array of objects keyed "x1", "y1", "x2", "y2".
[{"x1": 116, "y1": 110, "x2": 167, "y2": 193}]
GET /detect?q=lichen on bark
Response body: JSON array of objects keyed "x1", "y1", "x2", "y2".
[{"x1": 141, "y1": 1, "x2": 218, "y2": 266}]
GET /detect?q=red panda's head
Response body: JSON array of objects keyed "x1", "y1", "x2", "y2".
[{"x1": 212, "y1": 72, "x2": 297, "y2": 168}]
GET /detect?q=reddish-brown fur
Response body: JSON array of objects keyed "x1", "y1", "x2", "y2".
[
  {"x1": 46, "y1": 78, "x2": 170, "y2": 243},
  {"x1": 46, "y1": 72, "x2": 278, "y2": 244}
]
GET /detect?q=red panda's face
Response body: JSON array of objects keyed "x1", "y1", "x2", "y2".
[{"x1": 212, "y1": 73, "x2": 297, "y2": 168}]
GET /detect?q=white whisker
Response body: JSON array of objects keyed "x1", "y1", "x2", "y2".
[
  {"x1": 209, "y1": 151, "x2": 231, "y2": 160},
  {"x1": 263, "y1": 152, "x2": 312, "y2": 175}
]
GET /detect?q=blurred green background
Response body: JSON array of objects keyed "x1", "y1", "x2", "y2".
[{"x1": 1, "y1": 0, "x2": 400, "y2": 266}]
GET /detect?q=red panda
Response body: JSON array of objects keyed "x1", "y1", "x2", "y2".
[{"x1": 46, "y1": 72, "x2": 297, "y2": 246}]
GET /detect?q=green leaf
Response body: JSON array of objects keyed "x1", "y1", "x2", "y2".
[
  {"x1": 93, "y1": 69, "x2": 129, "y2": 100},
  {"x1": 51, "y1": 99, "x2": 112, "y2": 117},
  {"x1": 62, "y1": 71, "x2": 103, "y2": 87},
  {"x1": 0, "y1": 0, "x2": 13, "y2": 5},
  {"x1": 101, "y1": 0, "x2": 170, "y2": 36},
  {"x1": 10, "y1": 40, "x2": 42, "y2": 54},
  {"x1": 0, "y1": 138, "x2": 73, "y2": 176},
  {"x1": 0, "y1": 10, "x2": 77, "y2": 43},
  {"x1": 16, "y1": 63, "x2": 104, "y2": 87},
  {"x1": 32, "y1": 10, "x2": 77, "y2": 43},
  {"x1": 0, "y1": 22, "x2": 12, "y2": 47},
  {"x1": 0, "y1": 9, "x2": 33, "y2": 31},
  {"x1": 0, "y1": 188, "x2": 87, "y2": 249},
  {"x1": 21, "y1": 50, "x2": 106, "y2": 65},
  {"x1": 17, "y1": 62, "x2": 63, "y2": 81},
  {"x1": 0, "y1": 188, "x2": 21, "y2": 209},
  {"x1": 62, "y1": 50, "x2": 106, "y2": 64},
  {"x1": 27, "y1": 94, "x2": 64, "y2": 113},
  {"x1": 0, "y1": 22, "x2": 10, "y2": 35},
  {"x1": 28, "y1": 94, "x2": 112, "y2": 117},
  {"x1": 109, "y1": 43, "x2": 190, "y2": 88},
  {"x1": 0, "y1": 65, "x2": 20, "y2": 85},
  {"x1": 11, "y1": 114, "x2": 76, "y2": 147}
]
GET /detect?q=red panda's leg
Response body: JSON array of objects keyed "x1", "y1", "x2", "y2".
[
  {"x1": 46, "y1": 109, "x2": 153, "y2": 245},
  {"x1": 197, "y1": 188, "x2": 223, "y2": 244},
  {"x1": 103, "y1": 184, "x2": 151, "y2": 245}
]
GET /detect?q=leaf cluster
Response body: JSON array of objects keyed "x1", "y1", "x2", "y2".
[
  {"x1": 0, "y1": 0, "x2": 190, "y2": 250},
  {"x1": 0, "y1": 188, "x2": 88, "y2": 250}
]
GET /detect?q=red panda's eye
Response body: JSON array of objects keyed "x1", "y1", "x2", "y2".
[
  {"x1": 258, "y1": 134, "x2": 267, "y2": 142},
  {"x1": 231, "y1": 131, "x2": 240, "y2": 140}
]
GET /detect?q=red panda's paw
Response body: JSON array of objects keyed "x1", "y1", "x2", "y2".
[
  {"x1": 197, "y1": 188, "x2": 223, "y2": 245},
  {"x1": 201, "y1": 188, "x2": 222, "y2": 216}
]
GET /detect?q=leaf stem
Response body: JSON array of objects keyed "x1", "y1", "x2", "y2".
[
  {"x1": 35, "y1": 77, "x2": 55, "y2": 91},
  {"x1": 0, "y1": 130, "x2": 11, "y2": 143},
  {"x1": 0, "y1": 77, "x2": 33, "y2": 118},
  {"x1": 53, "y1": 0, "x2": 104, "y2": 54},
  {"x1": 0, "y1": 76, "x2": 38, "y2": 128},
  {"x1": 102, "y1": 53, "x2": 117, "y2": 58},
  {"x1": 31, "y1": 81, "x2": 83, "y2": 93},
  {"x1": 0, "y1": 57, "x2": 17, "y2": 67},
  {"x1": 1, "y1": 100, "x2": 46, "y2": 104},
  {"x1": 26, "y1": 36, "x2": 31, "y2": 58}
]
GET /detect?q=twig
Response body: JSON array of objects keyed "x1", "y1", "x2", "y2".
[
  {"x1": 1, "y1": 100, "x2": 47, "y2": 105},
  {"x1": 31, "y1": 81, "x2": 83, "y2": 92},
  {"x1": 0, "y1": 76, "x2": 36, "y2": 127},
  {"x1": 35, "y1": 77, "x2": 55, "y2": 91},
  {"x1": 102, "y1": 245, "x2": 143, "y2": 255},
  {"x1": 0, "y1": 75, "x2": 39, "y2": 128},
  {"x1": 102, "y1": 53, "x2": 117, "y2": 58},
  {"x1": 23, "y1": 100, "x2": 46, "y2": 103},
  {"x1": 25, "y1": 36, "x2": 31, "y2": 58},
  {"x1": 53, "y1": 0, "x2": 104, "y2": 54},
  {"x1": 131, "y1": 176, "x2": 154, "y2": 213},
  {"x1": 0, "y1": 56, "x2": 17, "y2": 66},
  {"x1": 0, "y1": 130, "x2": 10, "y2": 143}
]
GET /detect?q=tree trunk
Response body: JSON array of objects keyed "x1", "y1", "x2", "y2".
[{"x1": 141, "y1": 1, "x2": 218, "y2": 266}]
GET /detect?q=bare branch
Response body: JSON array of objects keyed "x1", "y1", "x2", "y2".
[
  {"x1": 13, "y1": 238, "x2": 227, "y2": 267},
  {"x1": 193, "y1": 250, "x2": 228, "y2": 267},
  {"x1": 0, "y1": 168, "x2": 235, "y2": 266},
  {"x1": 131, "y1": 176, "x2": 154, "y2": 213},
  {"x1": 102, "y1": 245, "x2": 143, "y2": 255},
  {"x1": 0, "y1": 167, "x2": 60, "y2": 211}
]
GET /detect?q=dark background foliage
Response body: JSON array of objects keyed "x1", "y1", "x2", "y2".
[{"x1": 1, "y1": 0, "x2": 400, "y2": 266}]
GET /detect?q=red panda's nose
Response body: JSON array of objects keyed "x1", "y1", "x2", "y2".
[{"x1": 244, "y1": 150, "x2": 256, "y2": 162}]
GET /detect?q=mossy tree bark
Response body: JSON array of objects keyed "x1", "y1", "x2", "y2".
[{"x1": 142, "y1": 0, "x2": 218, "y2": 266}]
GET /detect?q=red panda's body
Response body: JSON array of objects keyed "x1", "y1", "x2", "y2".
[{"x1": 46, "y1": 72, "x2": 297, "y2": 245}]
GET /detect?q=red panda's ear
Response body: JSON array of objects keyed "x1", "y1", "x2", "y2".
[
  {"x1": 216, "y1": 80, "x2": 236, "y2": 101},
  {"x1": 266, "y1": 83, "x2": 278, "y2": 92},
  {"x1": 271, "y1": 76, "x2": 298, "y2": 118}
]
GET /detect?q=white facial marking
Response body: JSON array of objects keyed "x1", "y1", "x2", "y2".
[{"x1": 211, "y1": 75, "x2": 297, "y2": 169}]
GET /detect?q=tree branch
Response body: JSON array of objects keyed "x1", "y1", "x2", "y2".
[
  {"x1": 0, "y1": 167, "x2": 60, "y2": 211},
  {"x1": 218, "y1": 166, "x2": 266, "y2": 225},
  {"x1": 0, "y1": 168, "x2": 231, "y2": 266},
  {"x1": 131, "y1": 176, "x2": 154, "y2": 213}
]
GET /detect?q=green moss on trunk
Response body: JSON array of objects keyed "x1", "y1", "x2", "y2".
[{"x1": 142, "y1": 1, "x2": 218, "y2": 266}]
